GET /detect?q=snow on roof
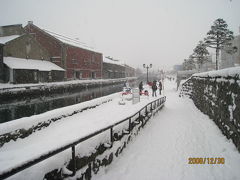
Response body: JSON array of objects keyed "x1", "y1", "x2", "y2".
[
  {"x1": 193, "y1": 66, "x2": 240, "y2": 78},
  {"x1": 43, "y1": 29, "x2": 99, "y2": 53},
  {"x1": 3, "y1": 57, "x2": 65, "y2": 71},
  {"x1": 103, "y1": 56, "x2": 125, "y2": 66},
  {"x1": 0, "y1": 35, "x2": 20, "y2": 44}
]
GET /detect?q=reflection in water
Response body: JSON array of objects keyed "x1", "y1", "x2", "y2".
[{"x1": 0, "y1": 84, "x2": 123, "y2": 123}]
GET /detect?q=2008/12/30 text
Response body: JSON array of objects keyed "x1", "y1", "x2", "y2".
[{"x1": 188, "y1": 158, "x2": 225, "y2": 164}]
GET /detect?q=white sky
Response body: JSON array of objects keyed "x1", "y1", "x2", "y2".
[{"x1": 0, "y1": 0, "x2": 239, "y2": 70}]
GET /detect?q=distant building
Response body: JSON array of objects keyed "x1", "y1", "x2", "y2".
[
  {"x1": 0, "y1": 24, "x2": 25, "y2": 36},
  {"x1": 125, "y1": 64, "x2": 135, "y2": 77},
  {"x1": 25, "y1": 21, "x2": 102, "y2": 80},
  {"x1": 176, "y1": 70, "x2": 197, "y2": 89},
  {"x1": 221, "y1": 34, "x2": 240, "y2": 69},
  {"x1": 102, "y1": 56, "x2": 125, "y2": 79},
  {"x1": 173, "y1": 64, "x2": 183, "y2": 71},
  {"x1": 102, "y1": 56, "x2": 135, "y2": 79}
]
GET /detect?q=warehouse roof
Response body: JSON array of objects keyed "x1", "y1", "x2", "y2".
[{"x1": 4, "y1": 57, "x2": 65, "y2": 71}]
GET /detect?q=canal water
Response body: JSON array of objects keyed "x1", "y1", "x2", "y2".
[{"x1": 0, "y1": 84, "x2": 124, "y2": 123}]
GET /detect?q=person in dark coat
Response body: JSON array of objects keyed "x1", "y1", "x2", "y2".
[
  {"x1": 152, "y1": 80, "x2": 157, "y2": 97},
  {"x1": 159, "y1": 80, "x2": 162, "y2": 95},
  {"x1": 139, "y1": 81, "x2": 143, "y2": 95}
]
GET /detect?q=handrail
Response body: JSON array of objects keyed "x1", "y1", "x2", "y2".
[{"x1": 0, "y1": 96, "x2": 166, "y2": 179}]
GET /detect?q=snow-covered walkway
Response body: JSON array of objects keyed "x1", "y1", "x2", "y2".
[{"x1": 94, "y1": 80, "x2": 240, "y2": 180}]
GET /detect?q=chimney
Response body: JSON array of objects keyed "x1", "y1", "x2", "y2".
[{"x1": 28, "y1": 21, "x2": 33, "y2": 25}]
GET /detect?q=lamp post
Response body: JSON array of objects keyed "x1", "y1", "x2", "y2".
[{"x1": 143, "y1": 63, "x2": 152, "y2": 83}]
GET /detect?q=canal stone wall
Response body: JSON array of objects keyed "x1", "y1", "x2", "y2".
[
  {"x1": 180, "y1": 69, "x2": 240, "y2": 151},
  {"x1": 0, "y1": 78, "x2": 137, "y2": 146},
  {"x1": 0, "y1": 78, "x2": 135, "y2": 103}
]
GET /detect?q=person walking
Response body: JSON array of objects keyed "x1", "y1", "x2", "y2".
[
  {"x1": 139, "y1": 81, "x2": 143, "y2": 95},
  {"x1": 152, "y1": 80, "x2": 157, "y2": 97},
  {"x1": 158, "y1": 80, "x2": 162, "y2": 95}
]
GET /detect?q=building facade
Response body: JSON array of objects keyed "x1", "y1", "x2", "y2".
[
  {"x1": 124, "y1": 64, "x2": 135, "y2": 77},
  {"x1": 0, "y1": 24, "x2": 64, "y2": 83},
  {"x1": 102, "y1": 62, "x2": 125, "y2": 79},
  {"x1": 2, "y1": 34, "x2": 50, "y2": 60},
  {"x1": 25, "y1": 22, "x2": 102, "y2": 80}
]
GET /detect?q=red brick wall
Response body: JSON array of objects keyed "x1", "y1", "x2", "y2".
[
  {"x1": 66, "y1": 46, "x2": 102, "y2": 79},
  {"x1": 25, "y1": 24, "x2": 103, "y2": 80},
  {"x1": 25, "y1": 24, "x2": 62, "y2": 67}
]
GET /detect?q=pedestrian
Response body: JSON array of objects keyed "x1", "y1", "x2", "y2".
[
  {"x1": 158, "y1": 80, "x2": 162, "y2": 95},
  {"x1": 152, "y1": 80, "x2": 157, "y2": 97},
  {"x1": 139, "y1": 81, "x2": 143, "y2": 95}
]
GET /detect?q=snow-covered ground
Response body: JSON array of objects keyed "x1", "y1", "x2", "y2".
[
  {"x1": 94, "y1": 80, "x2": 240, "y2": 180},
  {"x1": 0, "y1": 85, "x2": 161, "y2": 179},
  {"x1": 1, "y1": 80, "x2": 240, "y2": 180}
]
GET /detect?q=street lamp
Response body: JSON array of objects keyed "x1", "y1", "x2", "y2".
[{"x1": 143, "y1": 63, "x2": 152, "y2": 83}]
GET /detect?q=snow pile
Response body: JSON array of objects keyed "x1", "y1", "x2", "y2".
[
  {"x1": 193, "y1": 67, "x2": 240, "y2": 78},
  {"x1": 0, "y1": 93, "x2": 117, "y2": 135}
]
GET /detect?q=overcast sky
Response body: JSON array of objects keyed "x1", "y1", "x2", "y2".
[{"x1": 0, "y1": 0, "x2": 239, "y2": 70}]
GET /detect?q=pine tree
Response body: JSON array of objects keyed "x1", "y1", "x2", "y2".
[
  {"x1": 182, "y1": 58, "x2": 196, "y2": 70},
  {"x1": 191, "y1": 41, "x2": 210, "y2": 71},
  {"x1": 204, "y1": 18, "x2": 234, "y2": 70}
]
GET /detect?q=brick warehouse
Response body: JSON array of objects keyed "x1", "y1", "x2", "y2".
[
  {"x1": 0, "y1": 24, "x2": 65, "y2": 83},
  {"x1": 25, "y1": 21, "x2": 103, "y2": 80}
]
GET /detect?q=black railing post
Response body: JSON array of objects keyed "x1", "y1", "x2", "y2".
[
  {"x1": 71, "y1": 145, "x2": 76, "y2": 176},
  {"x1": 129, "y1": 118, "x2": 131, "y2": 131},
  {"x1": 151, "y1": 102, "x2": 153, "y2": 110},
  {"x1": 110, "y1": 127, "x2": 113, "y2": 143}
]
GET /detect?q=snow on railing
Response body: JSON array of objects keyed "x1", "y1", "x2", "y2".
[{"x1": 0, "y1": 96, "x2": 166, "y2": 179}]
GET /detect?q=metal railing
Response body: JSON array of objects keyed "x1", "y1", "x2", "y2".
[{"x1": 0, "y1": 96, "x2": 166, "y2": 179}]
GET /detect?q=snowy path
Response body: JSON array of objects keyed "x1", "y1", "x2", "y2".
[{"x1": 94, "y1": 80, "x2": 240, "y2": 180}]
